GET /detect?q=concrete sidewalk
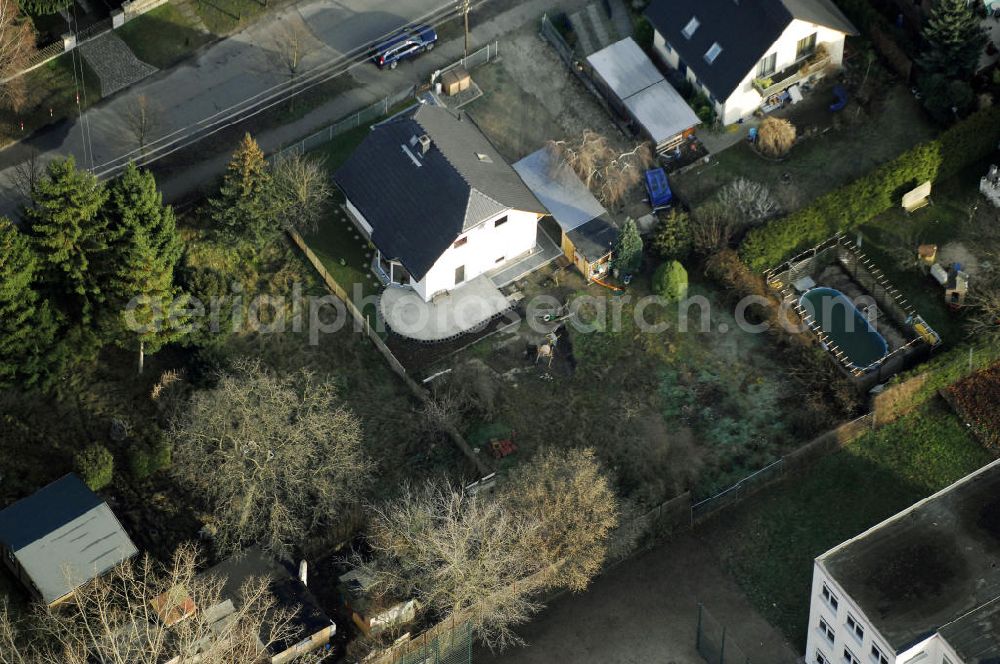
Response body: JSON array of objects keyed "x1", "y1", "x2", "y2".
[
  {"x1": 156, "y1": 0, "x2": 599, "y2": 206},
  {"x1": 476, "y1": 533, "x2": 800, "y2": 664}
]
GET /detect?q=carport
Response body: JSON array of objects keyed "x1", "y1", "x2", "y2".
[
  {"x1": 513, "y1": 148, "x2": 620, "y2": 281},
  {"x1": 586, "y1": 37, "x2": 701, "y2": 152}
]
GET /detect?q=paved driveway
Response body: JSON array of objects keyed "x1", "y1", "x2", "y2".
[{"x1": 476, "y1": 534, "x2": 800, "y2": 664}]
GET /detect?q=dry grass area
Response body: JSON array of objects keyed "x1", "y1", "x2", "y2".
[{"x1": 466, "y1": 25, "x2": 628, "y2": 164}]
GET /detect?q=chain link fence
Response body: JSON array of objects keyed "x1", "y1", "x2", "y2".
[
  {"x1": 270, "y1": 85, "x2": 418, "y2": 162},
  {"x1": 365, "y1": 621, "x2": 473, "y2": 664},
  {"x1": 696, "y1": 604, "x2": 752, "y2": 664}
]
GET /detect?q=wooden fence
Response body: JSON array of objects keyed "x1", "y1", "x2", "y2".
[{"x1": 287, "y1": 230, "x2": 491, "y2": 476}]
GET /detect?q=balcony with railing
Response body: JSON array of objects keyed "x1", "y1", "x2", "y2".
[{"x1": 752, "y1": 52, "x2": 832, "y2": 98}]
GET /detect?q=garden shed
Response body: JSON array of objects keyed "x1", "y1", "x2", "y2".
[
  {"x1": 586, "y1": 37, "x2": 701, "y2": 152},
  {"x1": 513, "y1": 148, "x2": 620, "y2": 281}
]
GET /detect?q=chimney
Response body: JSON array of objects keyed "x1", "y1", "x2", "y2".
[
  {"x1": 298, "y1": 560, "x2": 308, "y2": 586},
  {"x1": 418, "y1": 134, "x2": 432, "y2": 155}
]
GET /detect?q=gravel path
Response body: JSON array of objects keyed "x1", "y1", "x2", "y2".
[{"x1": 79, "y1": 31, "x2": 158, "y2": 97}]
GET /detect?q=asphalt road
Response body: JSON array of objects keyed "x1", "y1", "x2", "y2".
[{"x1": 0, "y1": 0, "x2": 452, "y2": 214}]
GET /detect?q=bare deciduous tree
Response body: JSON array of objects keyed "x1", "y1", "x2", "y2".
[
  {"x1": 356, "y1": 482, "x2": 545, "y2": 651},
  {"x1": 717, "y1": 177, "x2": 778, "y2": 228},
  {"x1": 0, "y1": 0, "x2": 34, "y2": 112},
  {"x1": 503, "y1": 447, "x2": 618, "y2": 592},
  {"x1": 124, "y1": 94, "x2": 162, "y2": 156},
  {"x1": 273, "y1": 23, "x2": 311, "y2": 112},
  {"x1": 171, "y1": 358, "x2": 372, "y2": 558},
  {"x1": 756, "y1": 117, "x2": 796, "y2": 158},
  {"x1": 355, "y1": 449, "x2": 619, "y2": 651},
  {"x1": 967, "y1": 276, "x2": 1000, "y2": 344},
  {"x1": 547, "y1": 130, "x2": 653, "y2": 207},
  {"x1": 0, "y1": 544, "x2": 312, "y2": 664},
  {"x1": 10, "y1": 147, "x2": 42, "y2": 200},
  {"x1": 271, "y1": 153, "x2": 332, "y2": 235},
  {"x1": 690, "y1": 201, "x2": 735, "y2": 255}
]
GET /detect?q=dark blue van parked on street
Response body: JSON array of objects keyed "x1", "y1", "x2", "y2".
[{"x1": 372, "y1": 25, "x2": 437, "y2": 69}]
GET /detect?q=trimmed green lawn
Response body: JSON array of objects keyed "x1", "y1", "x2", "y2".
[
  {"x1": 194, "y1": 0, "x2": 267, "y2": 35},
  {"x1": 855, "y1": 158, "x2": 994, "y2": 344},
  {"x1": 673, "y1": 86, "x2": 936, "y2": 214},
  {"x1": 0, "y1": 53, "x2": 101, "y2": 147},
  {"x1": 708, "y1": 399, "x2": 991, "y2": 650},
  {"x1": 118, "y1": 4, "x2": 214, "y2": 69}
]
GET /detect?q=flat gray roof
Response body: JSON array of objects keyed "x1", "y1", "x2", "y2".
[
  {"x1": 587, "y1": 38, "x2": 700, "y2": 145},
  {"x1": 513, "y1": 148, "x2": 606, "y2": 234},
  {"x1": 819, "y1": 460, "x2": 1000, "y2": 654},
  {"x1": 0, "y1": 474, "x2": 138, "y2": 604},
  {"x1": 940, "y1": 597, "x2": 1000, "y2": 662}
]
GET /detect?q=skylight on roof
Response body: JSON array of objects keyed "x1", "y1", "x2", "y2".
[
  {"x1": 682, "y1": 16, "x2": 699, "y2": 39},
  {"x1": 476, "y1": 153, "x2": 493, "y2": 163},
  {"x1": 704, "y1": 42, "x2": 722, "y2": 64}
]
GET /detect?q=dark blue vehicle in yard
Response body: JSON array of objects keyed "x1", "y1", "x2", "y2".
[{"x1": 372, "y1": 24, "x2": 437, "y2": 69}]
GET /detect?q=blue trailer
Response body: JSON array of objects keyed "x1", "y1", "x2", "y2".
[{"x1": 644, "y1": 168, "x2": 673, "y2": 210}]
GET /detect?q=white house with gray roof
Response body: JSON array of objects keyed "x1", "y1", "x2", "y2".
[
  {"x1": 645, "y1": 0, "x2": 857, "y2": 125},
  {"x1": 333, "y1": 104, "x2": 547, "y2": 302},
  {"x1": 806, "y1": 459, "x2": 1000, "y2": 664},
  {"x1": 0, "y1": 474, "x2": 138, "y2": 606}
]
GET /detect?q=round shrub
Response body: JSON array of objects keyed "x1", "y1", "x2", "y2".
[
  {"x1": 756, "y1": 117, "x2": 796, "y2": 158},
  {"x1": 652, "y1": 261, "x2": 688, "y2": 301},
  {"x1": 75, "y1": 444, "x2": 114, "y2": 491},
  {"x1": 129, "y1": 438, "x2": 173, "y2": 480}
]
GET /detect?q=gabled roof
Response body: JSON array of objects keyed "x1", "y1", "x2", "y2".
[
  {"x1": 0, "y1": 474, "x2": 138, "y2": 604},
  {"x1": 587, "y1": 38, "x2": 701, "y2": 145},
  {"x1": 333, "y1": 104, "x2": 546, "y2": 281},
  {"x1": 645, "y1": 0, "x2": 857, "y2": 100},
  {"x1": 202, "y1": 548, "x2": 334, "y2": 655}
]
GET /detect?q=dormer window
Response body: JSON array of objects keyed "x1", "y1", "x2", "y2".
[
  {"x1": 704, "y1": 42, "x2": 722, "y2": 64},
  {"x1": 682, "y1": 17, "x2": 699, "y2": 39}
]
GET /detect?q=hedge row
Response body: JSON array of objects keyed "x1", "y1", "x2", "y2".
[{"x1": 740, "y1": 106, "x2": 1000, "y2": 270}]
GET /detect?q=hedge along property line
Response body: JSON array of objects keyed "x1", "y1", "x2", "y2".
[
  {"x1": 872, "y1": 342, "x2": 1000, "y2": 423},
  {"x1": 740, "y1": 106, "x2": 1000, "y2": 271}
]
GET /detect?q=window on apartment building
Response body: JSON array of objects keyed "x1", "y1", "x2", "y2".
[
  {"x1": 796, "y1": 32, "x2": 817, "y2": 59},
  {"x1": 682, "y1": 16, "x2": 700, "y2": 39},
  {"x1": 846, "y1": 614, "x2": 864, "y2": 641},
  {"x1": 757, "y1": 52, "x2": 777, "y2": 77},
  {"x1": 816, "y1": 651, "x2": 830, "y2": 664},
  {"x1": 819, "y1": 618, "x2": 835, "y2": 644},
  {"x1": 870, "y1": 644, "x2": 889, "y2": 664},
  {"x1": 453, "y1": 236, "x2": 468, "y2": 248},
  {"x1": 704, "y1": 42, "x2": 723, "y2": 64},
  {"x1": 822, "y1": 584, "x2": 840, "y2": 611},
  {"x1": 494, "y1": 215, "x2": 508, "y2": 227},
  {"x1": 843, "y1": 647, "x2": 860, "y2": 664}
]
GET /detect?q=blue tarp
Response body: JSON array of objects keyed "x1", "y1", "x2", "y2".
[{"x1": 645, "y1": 168, "x2": 672, "y2": 208}]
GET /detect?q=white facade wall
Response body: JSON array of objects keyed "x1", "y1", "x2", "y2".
[
  {"x1": 805, "y1": 563, "x2": 962, "y2": 664},
  {"x1": 651, "y1": 19, "x2": 848, "y2": 125},
  {"x1": 345, "y1": 199, "x2": 374, "y2": 237},
  {"x1": 411, "y1": 209, "x2": 539, "y2": 301}
]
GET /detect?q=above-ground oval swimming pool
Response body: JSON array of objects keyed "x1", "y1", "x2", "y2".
[{"x1": 799, "y1": 287, "x2": 889, "y2": 372}]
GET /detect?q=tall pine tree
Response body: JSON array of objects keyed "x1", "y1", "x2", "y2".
[
  {"x1": 918, "y1": 0, "x2": 987, "y2": 78},
  {"x1": 25, "y1": 157, "x2": 109, "y2": 324},
  {"x1": 209, "y1": 133, "x2": 275, "y2": 247},
  {"x1": 612, "y1": 218, "x2": 643, "y2": 276},
  {"x1": 100, "y1": 163, "x2": 189, "y2": 374},
  {"x1": 0, "y1": 219, "x2": 60, "y2": 389}
]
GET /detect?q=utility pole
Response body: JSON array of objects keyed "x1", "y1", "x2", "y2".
[{"x1": 460, "y1": 0, "x2": 470, "y2": 59}]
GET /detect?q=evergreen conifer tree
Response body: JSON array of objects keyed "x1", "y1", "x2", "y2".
[
  {"x1": 918, "y1": 0, "x2": 987, "y2": 78},
  {"x1": 100, "y1": 163, "x2": 188, "y2": 374},
  {"x1": 209, "y1": 133, "x2": 275, "y2": 246},
  {"x1": 25, "y1": 157, "x2": 109, "y2": 324},
  {"x1": 612, "y1": 218, "x2": 644, "y2": 276}
]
